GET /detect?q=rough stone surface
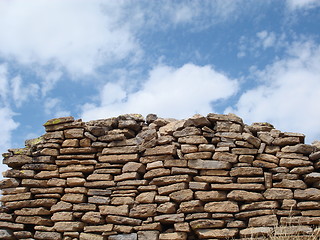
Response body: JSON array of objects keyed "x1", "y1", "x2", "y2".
[{"x1": 1, "y1": 113, "x2": 320, "y2": 239}]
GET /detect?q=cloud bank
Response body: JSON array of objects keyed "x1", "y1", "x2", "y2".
[{"x1": 82, "y1": 64, "x2": 239, "y2": 120}]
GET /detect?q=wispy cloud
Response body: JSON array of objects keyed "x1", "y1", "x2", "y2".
[{"x1": 286, "y1": 0, "x2": 320, "y2": 10}]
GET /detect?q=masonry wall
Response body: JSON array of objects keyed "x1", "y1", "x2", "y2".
[{"x1": 1, "y1": 113, "x2": 320, "y2": 240}]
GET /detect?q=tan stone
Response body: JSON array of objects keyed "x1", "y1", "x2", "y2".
[
  {"x1": 4, "y1": 198, "x2": 57, "y2": 209},
  {"x1": 123, "y1": 162, "x2": 145, "y2": 173},
  {"x1": 235, "y1": 209, "x2": 275, "y2": 219},
  {"x1": 237, "y1": 177, "x2": 265, "y2": 183},
  {"x1": 196, "y1": 228, "x2": 238, "y2": 239},
  {"x1": 136, "y1": 191, "x2": 156, "y2": 203},
  {"x1": 134, "y1": 223, "x2": 161, "y2": 231},
  {"x1": 79, "y1": 233, "x2": 105, "y2": 240},
  {"x1": 188, "y1": 159, "x2": 231, "y2": 170},
  {"x1": 253, "y1": 160, "x2": 278, "y2": 168},
  {"x1": 240, "y1": 227, "x2": 273, "y2": 237},
  {"x1": 3, "y1": 169, "x2": 35, "y2": 178},
  {"x1": 0, "y1": 221, "x2": 24, "y2": 230},
  {"x1": 88, "y1": 196, "x2": 110, "y2": 205},
  {"x1": 211, "y1": 183, "x2": 265, "y2": 191},
  {"x1": 84, "y1": 224, "x2": 113, "y2": 233},
  {"x1": 159, "y1": 232, "x2": 187, "y2": 240},
  {"x1": 227, "y1": 190, "x2": 264, "y2": 202},
  {"x1": 193, "y1": 175, "x2": 233, "y2": 183},
  {"x1": 87, "y1": 173, "x2": 113, "y2": 181},
  {"x1": 1, "y1": 192, "x2": 32, "y2": 202},
  {"x1": 62, "y1": 139, "x2": 79, "y2": 147},
  {"x1": 241, "y1": 201, "x2": 279, "y2": 211},
  {"x1": 169, "y1": 189, "x2": 193, "y2": 202},
  {"x1": 231, "y1": 148, "x2": 258, "y2": 154},
  {"x1": 294, "y1": 188, "x2": 320, "y2": 200},
  {"x1": 129, "y1": 204, "x2": 157, "y2": 218},
  {"x1": 151, "y1": 175, "x2": 190, "y2": 186},
  {"x1": 179, "y1": 200, "x2": 203, "y2": 213},
  {"x1": 180, "y1": 144, "x2": 198, "y2": 153},
  {"x1": 280, "y1": 216, "x2": 320, "y2": 225},
  {"x1": 184, "y1": 152, "x2": 212, "y2": 160},
  {"x1": 16, "y1": 216, "x2": 52, "y2": 226},
  {"x1": 51, "y1": 201, "x2": 73, "y2": 212},
  {"x1": 54, "y1": 221, "x2": 84, "y2": 232},
  {"x1": 99, "y1": 154, "x2": 139, "y2": 163},
  {"x1": 178, "y1": 136, "x2": 208, "y2": 144},
  {"x1": 66, "y1": 177, "x2": 86, "y2": 187},
  {"x1": 81, "y1": 212, "x2": 103, "y2": 224},
  {"x1": 1, "y1": 187, "x2": 27, "y2": 195},
  {"x1": 190, "y1": 219, "x2": 225, "y2": 229},
  {"x1": 3, "y1": 154, "x2": 33, "y2": 167},
  {"x1": 114, "y1": 172, "x2": 139, "y2": 181},
  {"x1": 154, "y1": 213, "x2": 184, "y2": 223},
  {"x1": 106, "y1": 215, "x2": 142, "y2": 225},
  {"x1": 189, "y1": 182, "x2": 209, "y2": 190},
  {"x1": 158, "y1": 182, "x2": 187, "y2": 195},
  {"x1": 273, "y1": 179, "x2": 307, "y2": 189},
  {"x1": 61, "y1": 193, "x2": 86, "y2": 203},
  {"x1": 34, "y1": 231, "x2": 62, "y2": 240},
  {"x1": 73, "y1": 203, "x2": 97, "y2": 211},
  {"x1": 248, "y1": 215, "x2": 278, "y2": 227},
  {"x1": 111, "y1": 196, "x2": 134, "y2": 205},
  {"x1": 256, "y1": 153, "x2": 279, "y2": 163},
  {"x1": 157, "y1": 202, "x2": 176, "y2": 214},
  {"x1": 279, "y1": 158, "x2": 312, "y2": 168},
  {"x1": 144, "y1": 168, "x2": 170, "y2": 179},
  {"x1": 194, "y1": 190, "x2": 226, "y2": 201},
  {"x1": 174, "y1": 222, "x2": 190, "y2": 232},
  {"x1": 230, "y1": 167, "x2": 263, "y2": 176},
  {"x1": 137, "y1": 231, "x2": 159, "y2": 240},
  {"x1": 52, "y1": 212, "x2": 74, "y2": 221},
  {"x1": 212, "y1": 152, "x2": 238, "y2": 163},
  {"x1": 144, "y1": 145, "x2": 176, "y2": 156},
  {"x1": 164, "y1": 159, "x2": 187, "y2": 167},
  {"x1": 59, "y1": 164, "x2": 94, "y2": 173},
  {"x1": 204, "y1": 201, "x2": 239, "y2": 213},
  {"x1": 264, "y1": 188, "x2": 293, "y2": 200},
  {"x1": 297, "y1": 201, "x2": 320, "y2": 210}
]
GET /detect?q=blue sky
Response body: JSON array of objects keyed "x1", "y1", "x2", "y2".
[{"x1": 0, "y1": 0, "x2": 320, "y2": 174}]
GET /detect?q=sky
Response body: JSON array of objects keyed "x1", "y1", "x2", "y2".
[{"x1": 0, "y1": 0, "x2": 320, "y2": 175}]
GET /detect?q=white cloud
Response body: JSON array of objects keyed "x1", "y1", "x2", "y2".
[
  {"x1": 0, "y1": 107, "x2": 19, "y2": 177},
  {"x1": 287, "y1": 0, "x2": 320, "y2": 10},
  {"x1": 81, "y1": 63, "x2": 239, "y2": 120},
  {"x1": 11, "y1": 76, "x2": 39, "y2": 107},
  {"x1": 44, "y1": 97, "x2": 70, "y2": 118},
  {"x1": 257, "y1": 31, "x2": 276, "y2": 49},
  {"x1": 0, "y1": 0, "x2": 141, "y2": 77},
  {"x1": 0, "y1": 64, "x2": 9, "y2": 105},
  {"x1": 229, "y1": 40, "x2": 320, "y2": 143}
]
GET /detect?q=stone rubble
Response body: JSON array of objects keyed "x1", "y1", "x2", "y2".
[{"x1": 0, "y1": 113, "x2": 320, "y2": 239}]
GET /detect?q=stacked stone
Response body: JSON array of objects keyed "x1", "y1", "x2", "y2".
[{"x1": 1, "y1": 113, "x2": 320, "y2": 240}]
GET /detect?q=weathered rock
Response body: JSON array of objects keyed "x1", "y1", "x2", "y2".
[
  {"x1": 204, "y1": 201, "x2": 239, "y2": 213},
  {"x1": 263, "y1": 188, "x2": 293, "y2": 199},
  {"x1": 154, "y1": 213, "x2": 184, "y2": 223},
  {"x1": 248, "y1": 214, "x2": 278, "y2": 227},
  {"x1": 190, "y1": 219, "x2": 225, "y2": 229},
  {"x1": 196, "y1": 228, "x2": 238, "y2": 239},
  {"x1": 227, "y1": 190, "x2": 264, "y2": 202}
]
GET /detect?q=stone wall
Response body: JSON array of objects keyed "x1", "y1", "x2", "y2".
[{"x1": 1, "y1": 113, "x2": 320, "y2": 240}]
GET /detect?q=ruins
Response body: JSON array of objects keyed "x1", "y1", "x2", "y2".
[{"x1": 1, "y1": 113, "x2": 320, "y2": 240}]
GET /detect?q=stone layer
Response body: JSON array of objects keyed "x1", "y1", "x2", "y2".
[{"x1": 1, "y1": 113, "x2": 320, "y2": 240}]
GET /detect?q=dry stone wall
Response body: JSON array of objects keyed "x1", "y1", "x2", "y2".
[{"x1": 1, "y1": 113, "x2": 320, "y2": 240}]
